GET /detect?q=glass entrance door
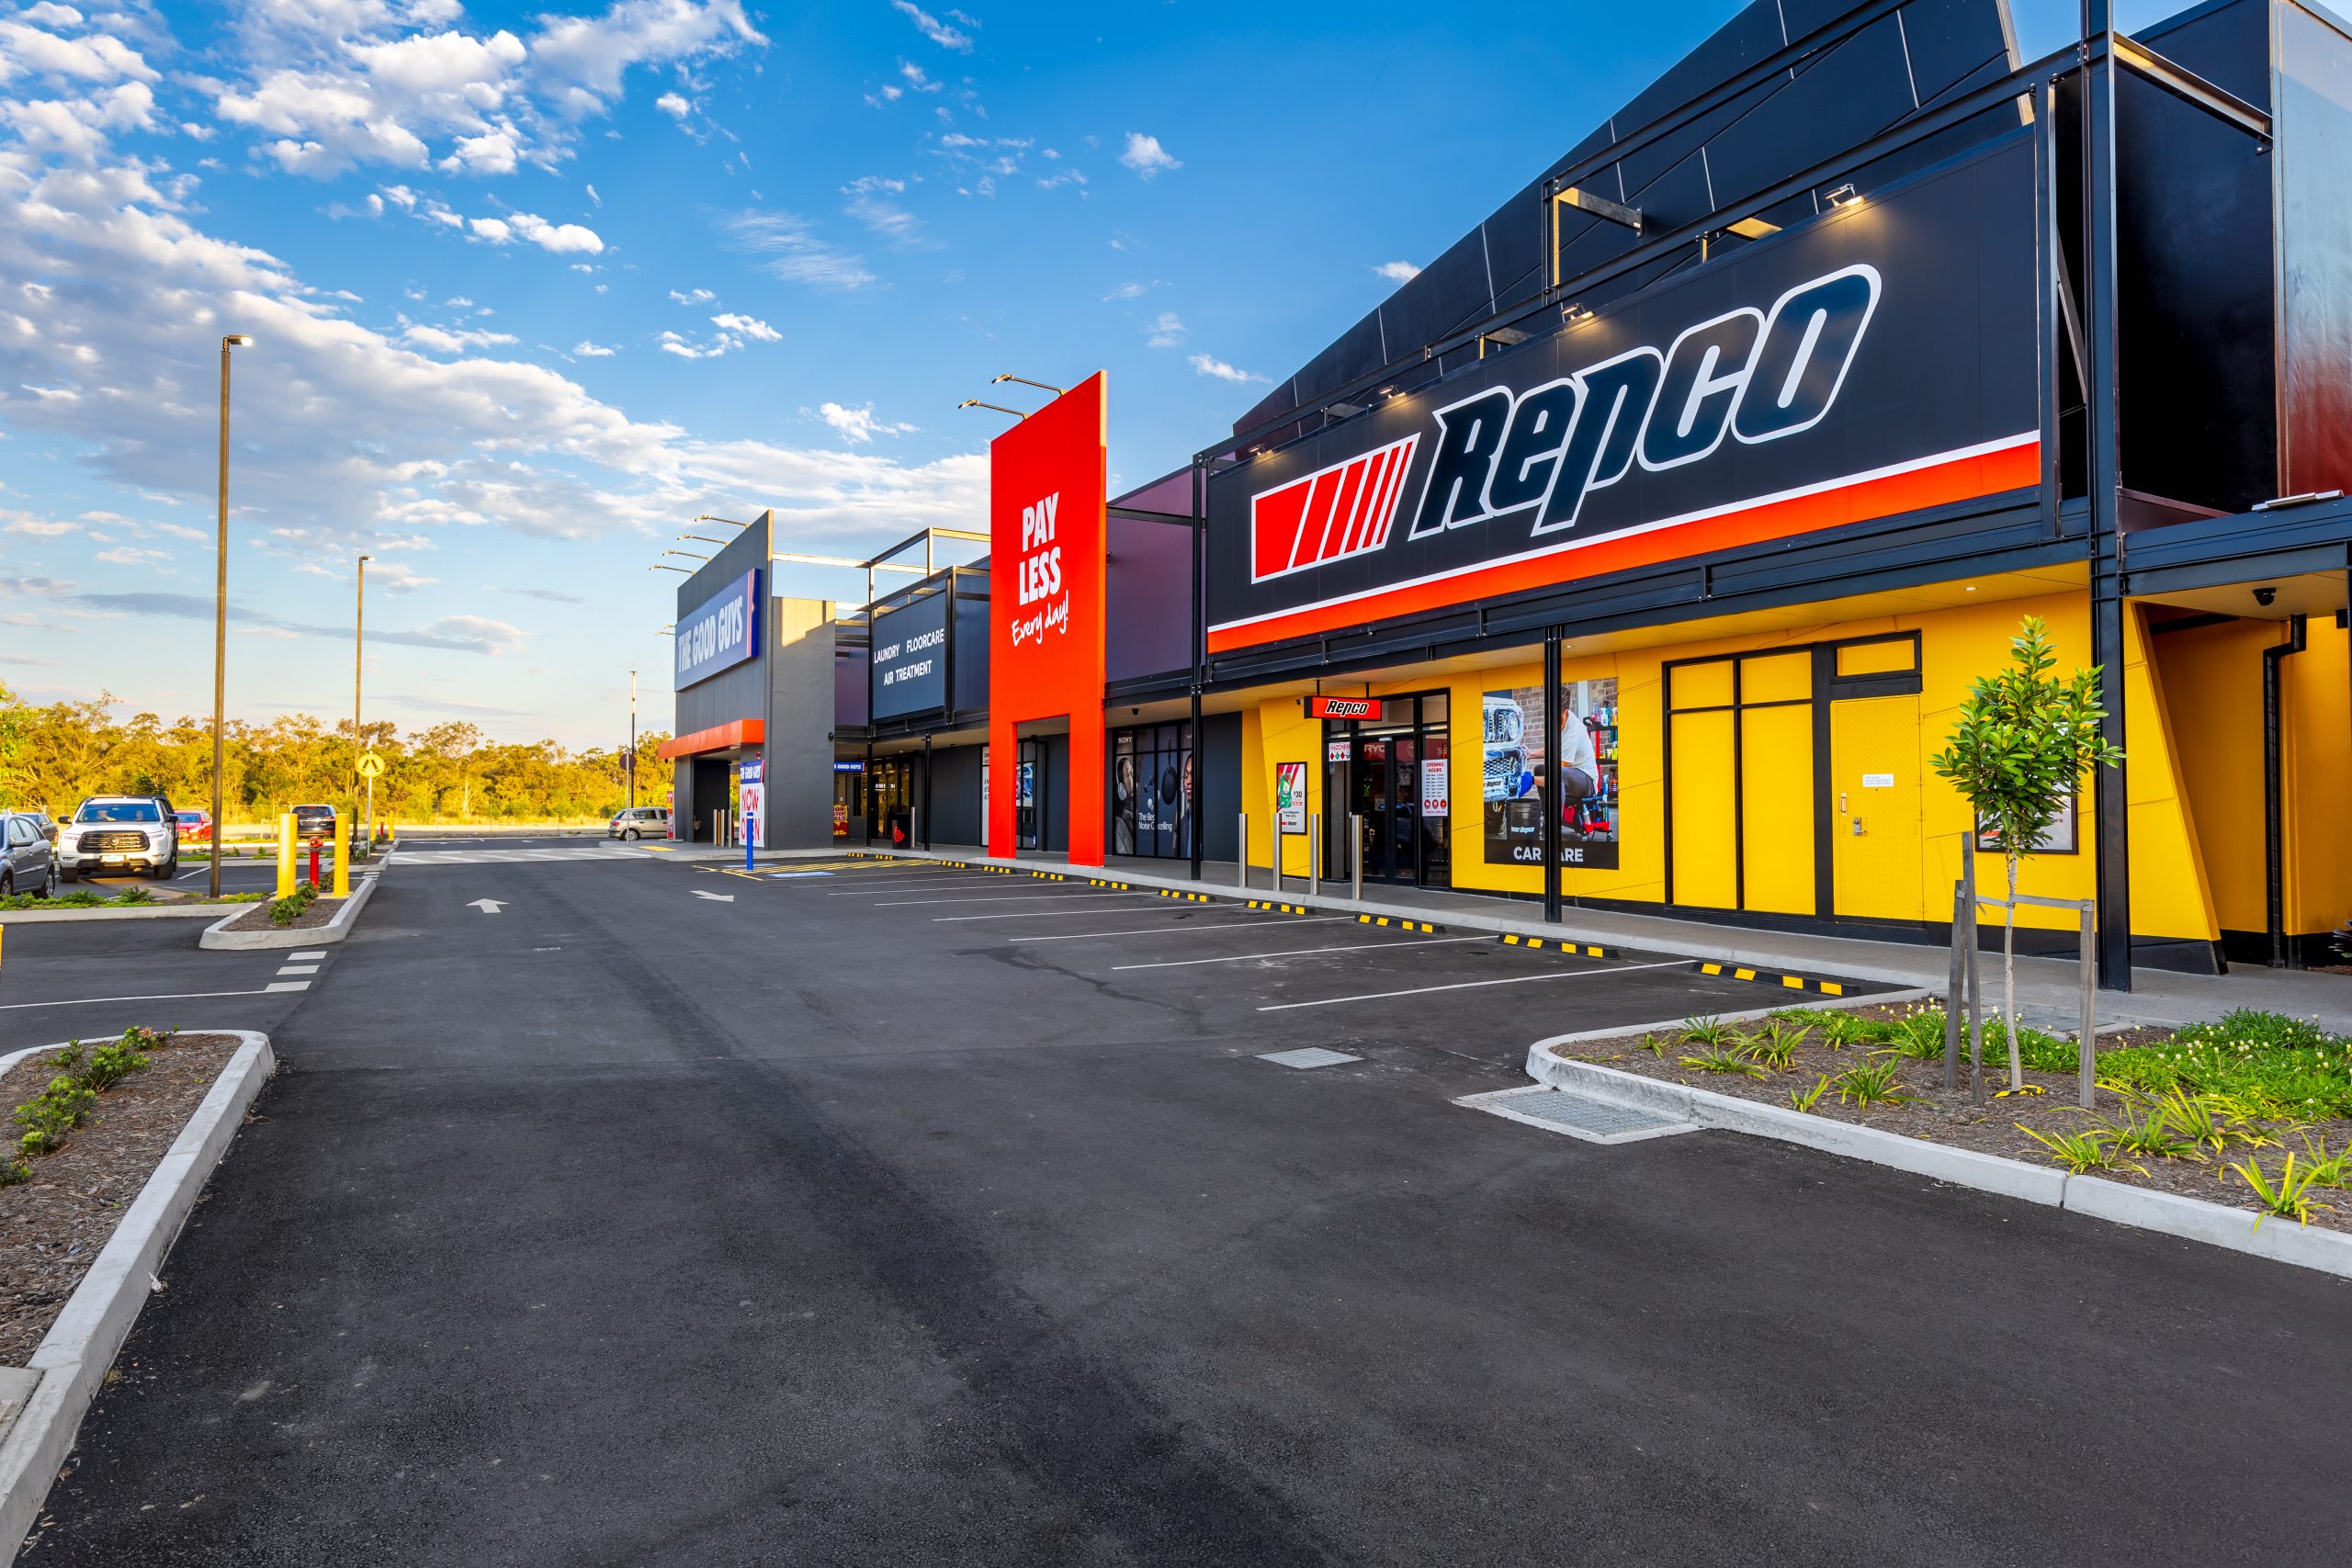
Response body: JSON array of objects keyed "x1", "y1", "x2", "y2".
[
  {"x1": 1343, "y1": 694, "x2": 1452, "y2": 889},
  {"x1": 1015, "y1": 739, "x2": 1045, "y2": 851}
]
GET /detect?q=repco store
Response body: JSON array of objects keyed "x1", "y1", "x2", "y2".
[{"x1": 1031, "y1": 0, "x2": 2349, "y2": 989}]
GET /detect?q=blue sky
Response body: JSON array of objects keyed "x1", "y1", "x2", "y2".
[{"x1": 0, "y1": 0, "x2": 2170, "y2": 746}]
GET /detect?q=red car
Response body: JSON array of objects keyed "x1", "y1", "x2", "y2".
[{"x1": 174, "y1": 809, "x2": 213, "y2": 844}]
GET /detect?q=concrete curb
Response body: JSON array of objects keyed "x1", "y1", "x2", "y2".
[
  {"x1": 199, "y1": 873, "x2": 377, "y2": 951},
  {"x1": 1522, "y1": 1037, "x2": 2352, "y2": 1278},
  {"x1": 0, "y1": 1033, "x2": 275, "y2": 1563},
  {"x1": 0, "y1": 903, "x2": 241, "y2": 926}
]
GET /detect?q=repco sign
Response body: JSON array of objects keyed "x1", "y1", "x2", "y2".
[{"x1": 1204, "y1": 156, "x2": 2043, "y2": 653}]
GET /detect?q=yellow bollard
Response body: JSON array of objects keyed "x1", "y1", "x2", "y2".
[
  {"x1": 331, "y1": 808, "x2": 348, "y2": 897},
  {"x1": 276, "y1": 812, "x2": 296, "y2": 898}
]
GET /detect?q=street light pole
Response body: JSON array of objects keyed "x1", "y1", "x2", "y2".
[
  {"x1": 628, "y1": 669, "x2": 638, "y2": 810},
  {"x1": 354, "y1": 553, "x2": 369, "y2": 846},
  {"x1": 209, "y1": 333, "x2": 251, "y2": 900}
]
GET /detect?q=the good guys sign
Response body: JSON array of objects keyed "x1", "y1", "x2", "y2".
[{"x1": 988, "y1": 372, "x2": 1107, "y2": 863}]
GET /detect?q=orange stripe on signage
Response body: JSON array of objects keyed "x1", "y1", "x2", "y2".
[{"x1": 1208, "y1": 440, "x2": 2040, "y2": 653}]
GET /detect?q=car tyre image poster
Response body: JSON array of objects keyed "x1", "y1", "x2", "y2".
[{"x1": 1482, "y1": 681, "x2": 1619, "y2": 869}]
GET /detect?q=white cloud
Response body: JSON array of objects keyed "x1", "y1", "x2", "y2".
[
  {"x1": 4, "y1": 516, "x2": 78, "y2": 536},
  {"x1": 668, "y1": 288, "x2": 714, "y2": 304},
  {"x1": 368, "y1": 559, "x2": 439, "y2": 592},
  {"x1": 572, "y1": 340, "x2": 618, "y2": 356},
  {"x1": 1118, "y1": 131, "x2": 1180, "y2": 179},
  {"x1": 817, "y1": 401, "x2": 917, "y2": 444},
  {"x1": 709, "y1": 312, "x2": 777, "y2": 342},
  {"x1": 508, "y1": 211, "x2": 604, "y2": 254},
  {"x1": 1145, "y1": 311, "x2": 1185, "y2": 348},
  {"x1": 0, "y1": 109, "x2": 985, "y2": 559},
  {"x1": 899, "y1": 61, "x2": 941, "y2": 92},
  {"x1": 1373, "y1": 260, "x2": 1421, "y2": 284},
  {"x1": 1103, "y1": 281, "x2": 1148, "y2": 301},
  {"x1": 846, "y1": 193, "x2": 923, "y2": 244},
  {"x1": 584, "y1": 181, "x2": 601, "y2": 206},
  {"x1": 1188, "y1": 354, "x2": 1266, "y2": 384},
  {"x1": 721, "y1": 209, "x2": 876, "y2": 290},
  {"x1": 468, "y1": 215, "x2": 513, "y2": 243},
  {"x1": 654, "y1": 91, "x2": 692, "y2": 120},
  {"x1": 402, "y1": 323, "x2": 521, "y2": 354},
  {"x1": 890, "y1": 0, "x2": 972, "y2": 51},
  {"x1": 95, "y1": 545, "x2": 168, "y2": 566},
  {"x1": 413, "y1": 614, "x2": 524, "y2": 653}
]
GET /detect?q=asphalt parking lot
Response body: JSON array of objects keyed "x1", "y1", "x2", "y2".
[{"x1": 15, "y1": 850, "x2": 2348, "y2": 1566}]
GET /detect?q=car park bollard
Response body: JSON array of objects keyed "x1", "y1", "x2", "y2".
[
  {"x1": 332, "y1": 808, "x2": 348, "y2": 897},
  {"x1": 275, "y1": 813, "x2": 297, "y2": 899}
]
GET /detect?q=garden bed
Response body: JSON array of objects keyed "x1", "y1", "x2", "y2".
[
  {"x1": 216, "y1": 889, "x2": 346, "y2": 932},
  {"x1": 1558, "y1": 1003, "x2": 2352, "y2": 1235},
  {"x1": 0, "y1": 1032, "x2": 243, "y2": 1364}
]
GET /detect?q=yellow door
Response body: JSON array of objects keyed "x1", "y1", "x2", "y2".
[
  {"x1": 1829, "y1": 694, "x2": 1923, "y2": 921},
  {"x1": 1670, "y1": 710, "x2": 1737, "y2": 908},
  {"x1": 1739, "y1": 704, "x2": 1815, "y2": 914}
]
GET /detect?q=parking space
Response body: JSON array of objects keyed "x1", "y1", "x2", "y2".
[
  {"x1": 0, "y1": 919, "x2": 340, "y2": 1050},
  {"x1": 740, "y1": 859, "x2": 1885, "y2": 1052}
]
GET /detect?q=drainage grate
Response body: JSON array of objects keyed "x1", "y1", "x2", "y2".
[
  {"x1": 1457, "y1": 1087, "x2": 1699, "y2": 1145},
  {"x1": 1258, "y1": 1047, "x2": 1363, "y2": 1070}
]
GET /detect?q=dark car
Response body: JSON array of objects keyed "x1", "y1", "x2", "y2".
[
  {"x1": 0, "y1": 811, "x2": 58, "y2": 898},
  {"x1": 291, "y1": 804, "x2": 338, "y2": 839}
]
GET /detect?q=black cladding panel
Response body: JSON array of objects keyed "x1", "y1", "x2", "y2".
[{"x1": 1234, "y1": 0, "x2": 2023, "y2": 444}]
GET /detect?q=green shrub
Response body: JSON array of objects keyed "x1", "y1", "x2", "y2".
[
  {"x1": 2097, "y1": 1010, "x2": 2352, "y2": 1120},
  {"x1": 1681, "y1": 1016, "x2": 1736, "y2": 1047},
  {"x1": 1834, "y1": 1060, "x2": 1920, "y2": 1110},
  {"x1": 1878, "y1": 1009, "x2": 1951, "y2": 1062},
  {"x1": 2019, "y1": 1122, "x2": 2143, "y2": 1177},
  {"x1": 1679, "y1": 1045, "x2": 1766, "y2": 1078},
  {"x1": 266, "y1": 883, "x2": 319, "y2": 927},
  {"x1": 4, "y1": 1026, "x2": 163, "y2": 1166}
]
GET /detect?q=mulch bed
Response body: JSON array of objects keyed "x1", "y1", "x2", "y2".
[
  {"x1": 216, "y1": 894, "x2": 347, "y2": 932},
  {"x1": 1561, "y1": 1002, "x2": 2352, "y2": 1236},
  {"x1": 0, "y1": 1033, "x2": 243, "y2": 1365}
]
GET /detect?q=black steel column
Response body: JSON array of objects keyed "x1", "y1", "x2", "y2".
[
  {"x1": 2081, "y1": 6, "x2": 2132, "y2": 990},
  {"x1": 1189, "y1": 455, "x2": 1207, "y2": 882},
  {"x1": 1543, "y1": 634, "x2": 1563, "y2": 923},
  {"x1": 922, "y1": 734, "x2": 933, "y2": 851},
  {"x1": 864, "y1": 742, "x2": 875, "y2": 846}
]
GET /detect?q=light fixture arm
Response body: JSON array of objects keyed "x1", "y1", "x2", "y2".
[
  {"x1": 990, "y1": 373, "x2": 1069, "y2": 395},
  {"x1": 959, "y1": 399, "x2": 1028, "y2": 420}
]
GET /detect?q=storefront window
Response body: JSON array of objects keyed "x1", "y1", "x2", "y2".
[
  {"x1": 1111, "y1": 721, "x2": 1193, "y2": 860},
  {"x1": 1480, "y1": 680, "x2": 1622, "y2": 871}
]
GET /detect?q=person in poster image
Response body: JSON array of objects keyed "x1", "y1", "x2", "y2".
[
  {"x1": 1557, "y1": 698, "x2": 1598, "y2": 811},
  {"x1": 1114, "y1": 753, "x2": 1137, "y2": 855}
]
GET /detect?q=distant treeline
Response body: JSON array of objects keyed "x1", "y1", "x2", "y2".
[{"x1": 0, "y1": 684, "x2": 669, "y2": 824}]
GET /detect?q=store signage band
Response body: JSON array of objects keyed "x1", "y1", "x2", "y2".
[
  {"x1": 675, "y1": 568, "x2": 761, "y2": 689},
  {"x1": 870, "y1": 590, "x2": 951, "y2": 721},
  {"x1": 1308, "y1": 696, "x2": 1376, "y2": 719},
  {"x1": 1203, "y1": 146, "x2": 2041, "y2": 652}
]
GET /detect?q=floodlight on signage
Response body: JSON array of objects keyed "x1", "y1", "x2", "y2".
[
  {"x1": 662, "y1": 548, "x2": 710, "y2": 562},
  {"x1": 1321, "y1": 400, "x2": 1365, "y2": 419},
  {"x1": 959, "y1": 398, "x2": 1029, "y2": 420},
  {"x1": 1725, "y1": 216, "x2": 1781, "y2": 240},
  {"x1": 991, "y1": 373, "x2": 1070, "y2": 396},
  {"x1": 695, "y1": 513, "x2": 749, "y2": 526},
  {"x1": 1561, "y1": 303, "x2": 1595, "y2": 325},
  {"x1": 650, "y1": 564, "x2": 689, "y2": 573},
  {"x1": 678, "y1": 533, "x2": 729, "y2": 546},
  {"x1": 1826, "y1": 184, "x2": 1861, "y2": 209},
  {"x1": 1554, "y1": 186, "x2": 1643, "y2": 233}
]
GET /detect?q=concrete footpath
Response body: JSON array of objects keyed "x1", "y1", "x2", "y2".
[{"x1": 809, "y1": 841, "x2": 2352, "y2": 1032}]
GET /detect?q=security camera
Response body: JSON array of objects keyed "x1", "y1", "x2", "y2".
[{"x1": 2254, "y1": 585, "x2": 2278, "y2": 608}]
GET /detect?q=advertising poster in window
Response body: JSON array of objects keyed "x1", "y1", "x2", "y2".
[
  {"x1": 1481, "y1": 680, "x2": 1620, "y2": 869},
  {"x1": 1274, "y1": 761, "x2": 1308, "y2": 834}
]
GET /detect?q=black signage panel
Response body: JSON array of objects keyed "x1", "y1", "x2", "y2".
[
  {"x1": 870, "y1": 590, "x2": 950, "y2": 720},
  {"x1": 1206, "y1": 139, "x2": 2040, "y2": 652}
]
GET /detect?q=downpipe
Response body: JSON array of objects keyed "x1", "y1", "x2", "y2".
[{"x1": 2263, "y1": 614, "x2": 2307, "y2": 968}]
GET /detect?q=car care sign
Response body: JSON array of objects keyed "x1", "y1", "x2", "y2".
[{"x1": 988, "y1": 373, "x2": 1109, "y2": 863}]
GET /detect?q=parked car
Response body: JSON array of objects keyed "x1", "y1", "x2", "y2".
[
  {"x1": 608, "y1": 806, "x2": 671, "y2": 840},
  {"x1": 175, "y1": 808, "x2": 214, "y2": 844},
  {"x1": 291, "y1": 803, "x2": 338, "y2": 839},
  {"x1": 58, "y1": 795, "x2": 177, "y2": 881},
  {"x1": 0, "y1": 811, "x2": 59, "y2": 899}
]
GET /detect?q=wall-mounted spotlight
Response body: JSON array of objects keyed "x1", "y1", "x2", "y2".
[
  {"x1": 678, "y1": 534, "x2": 729, "y2": 546},
  {"x1": 991, "y1": 373, "x2": 1069, "y2": 396},
  {"x1": 695, "y1": 513, "x2": 750, "y2": 527},
  {"x1": 663, "y1": 548, "x2": 710, "y2": 561},
  {"x1": 1825, "y1": 184, "x2": 1861, "y2": 209},
  {"x1": 1562, "y1": 303, "x2": 1595, "y2": 326},
  {"x1": 1321, "y1": 400, "x2": 1365, "y2": 419},
  {"x1": 650, "y1": 564, "x2": 689, "y2": 573},
  {"x1": 959, "y1": 398, "x2": 1029, "y2": 419}
]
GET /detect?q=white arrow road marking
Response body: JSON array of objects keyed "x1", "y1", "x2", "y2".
[
  {"x1": 469, "y1": 898, "x2": 505, "y2": 914},
  {"x1": 693, "y1": 889, "x2": 736, "y2": 902}
]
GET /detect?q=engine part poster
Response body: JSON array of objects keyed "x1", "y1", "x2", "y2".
[{"x1": 1482, "y1": 680, "x2": 1619, "y2": 869}]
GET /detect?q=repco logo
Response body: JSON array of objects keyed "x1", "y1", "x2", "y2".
[{"x1": 1408, "y1": 264, "x2": 1881, "y2": 542}]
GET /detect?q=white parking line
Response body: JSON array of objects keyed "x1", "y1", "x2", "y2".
[
  {"x1": 1114, "y1": 935, "x2": 1490, "y2": 970},
  {"x1": 265, "y1": 980, "x2": 312, "y2": 992},
  {"x1": 1009, "y1": 917, "x2": 1351, "y2": 942},
  {"x1": 289, "y1": 950, "x2": 327, "y2": 961},
  {"x1": 276, "y1": 964, "x2": 319, "y2": 976},
  {"x1": 875, "y1": 892, "x2": 1157, "y2": 908},
  {"x1": 1256, "y1": 959, "x2": 1688, "y2": 1011},
  {"x1": 824, "y1": 874, "x2": 984, "y2": 893},
  {"x1": 0, "y1": 987, "x2": 276, "y2": 1011}
]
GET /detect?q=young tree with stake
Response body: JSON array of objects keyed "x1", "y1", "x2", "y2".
[{"x1": 1929, "y1": 616, "x2": 2125, "y2": 1092}]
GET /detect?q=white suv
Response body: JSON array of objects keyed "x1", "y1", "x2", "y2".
[{"x1": 60, "y1": 795, "x2": 179, "y2": 880}]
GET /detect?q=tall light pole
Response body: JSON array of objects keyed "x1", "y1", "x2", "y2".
[
  {"x1": 209, "y1": 333, "x2": 251, "y2": 900},
  {"x1": 354, "y1": 553, "x2": 369, "y2": 846},
  {"x1": 628, "y1": 669, "x2": 638, "y2": 811}
]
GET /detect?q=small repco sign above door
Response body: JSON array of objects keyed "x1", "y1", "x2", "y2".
[{"x1": 1307, "y1": 696, "x2": 1376, "y2": 719}]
